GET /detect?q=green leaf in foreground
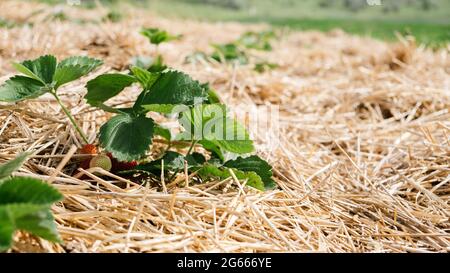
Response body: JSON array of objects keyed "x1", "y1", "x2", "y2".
[
  {"x1": 210, "y1": 117, "x2": 254, "y2": 155},
  {"x1": 15, "y1": 209, "x2": 60, "y2": 243},
  {"x1": 0, "y1": 177, "x2": 63, "y2": 205},
  {"x1": 0, "y1": 153, "x2": 29, "y2": 180},
  {"x1": 12, "y1": 63, "x2": 44, "y2": 83},
  {"x1": 0, "y1": 176, "x2": 63, "y2": 251},
  {"x1": 224, "y1": 155, "x2": 276, "y2": 190},
  {"x1": 0, "y1": 76, "x2": 47, "y2": 102},
  {"x1": 99, "y1": 114, "x2": 155, "y2": 162},
  {"x1": 0, "y1": 204, "x2": 60, "y2": 251}
]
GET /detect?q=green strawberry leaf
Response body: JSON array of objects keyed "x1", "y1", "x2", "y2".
[
  {"x1": 0, "y1": 177, "x2": 63, "y2": 205},
  {"x1": 0, "y1": 203, "x2": 49, "y2": 219},
  {"x1": 54, "y1": 56, "x2": 103, "y2": 89},
  {"x1": 58, "y1": 56, "x2": 103, "y2": 71},
  {"x1": 198, "y1": 140, "x2": 225, "y2": 161},
  {"x1": 224, "y1": 155, "x2": 276, "y2": 190},
  {"x1": 211, "y1": 43, "x2": 248, "y2": 64},
  {"x1": 209, "y1": 117, "x2": 254, "y2": 155},
  {"x1": 0, "y1": 153, "x2": 30, "y2": 180},
  {"x1": 0, "y1": 76, "x2": 48, "y2": 102},
  {"x1": 198, "y1": 164, "x2": 265, "y2": 191},
  {"x1": 130, "y1": 66, "x2": 160, "y2": 89},
  {"x1": 19, "y1": 55, "x2": 57, "y2": 84},
  {"x1": 135, "y1": 70, "x2": 207, "y2": 108},
  {"x1": 179, "y1": 104, "x2": 254, "y2": 155},
  {"x1": 12, "y1": 63, "x2": 44, "y2": 84},
  {"x1": 153, "y1": 124, "x2": 171, "y2": 141},
  {"x1": 141, "y1": 104, "x2": 177, "y2": 114},
  {"x1": 99, "y1": 114, "x2": 155, "y2": 162},
  {"x1": 85, "y1": 73, "x2": 136, "y2": 107},
  {"x1": 0, "y1": 209, "x2": 14, "y2": 251},
  {"x1": 0, "y1": 176, "x2": 63, "y2": 251},
  {"x1": 0, "y1": 204, "x2": 60, "y2": 251},
  {"x1": 15, "y1": 209, "x2": 60, "y2": 243}
]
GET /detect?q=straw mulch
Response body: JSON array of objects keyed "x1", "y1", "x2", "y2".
[{"x1": 0, "y1": 1, "x2": 449, "y2": 253}]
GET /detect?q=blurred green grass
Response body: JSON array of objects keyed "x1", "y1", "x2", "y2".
[
  {"x1": 257, "y1": 18, "x2": 450, "y2": 47},
  {"x1": 36, "y1": 0, "x2": 450, "y2": 47}
]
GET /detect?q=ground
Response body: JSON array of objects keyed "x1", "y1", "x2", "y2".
[{"x1": 0, "y1": 0, "x2": 449, "y2": 252}]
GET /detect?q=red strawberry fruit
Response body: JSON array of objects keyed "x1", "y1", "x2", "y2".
[{"x1": 106, "y1": 152, "x2": 138, "y2": 172}]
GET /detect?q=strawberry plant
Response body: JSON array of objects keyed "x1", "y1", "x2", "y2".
[
  {"x1": 254, "y1": 61, "x2": 279, "y2": 73},
  {"x1": 140, "y1": 27, "x2": 181, "y2": 46},
  {"x1": 238, "y1": 30, "x2": 276, "y2": 51},
  {"x1": 0, "y1": 47, "x2": 276, "y2": 191},
  {"x1": 134, "y1": 27, "x2": 181, "y2": 72},
  {"x1": 85, "y1": 64, "x2": 276, "y2": 191},
  {"x1": 0, "y1": 153, "x2": 63, "y2": 251},
  {"x1": 211, "y1": 43, "x2": 249, "y2": 64},
  {"x1": 194, "y1": 30, "x2": 278, "y2": 68},
  {"x1": 0, "y1": 55, "x2": 103, "y2": 144}
]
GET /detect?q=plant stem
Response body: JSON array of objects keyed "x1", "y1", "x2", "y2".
[
  {"x1": 51, "y1": 91, "x2": 89, "y2": 144},
  {"x1": 186, "y1": 139, "x2": 198, "y2": 156}
]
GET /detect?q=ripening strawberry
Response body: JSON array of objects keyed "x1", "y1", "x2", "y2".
[
  {"x1": 114, "y1": 160, "x2": 138, "y2": 172},
  {"x1": 79, "y1": 158, "x2": 91, "y2": 170},
  {"x1": 106, "y1": 152, "x2": 138, "y2": 172},
  {"x1": 79, "y1": 144, "x2": 97, "y2": 155},
  {"x1": 77, "y1": 144, "x2": 97, "y2": 177},
  {"x1": 89, "y1": 154, "x2": 112, "y2": 172}
]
